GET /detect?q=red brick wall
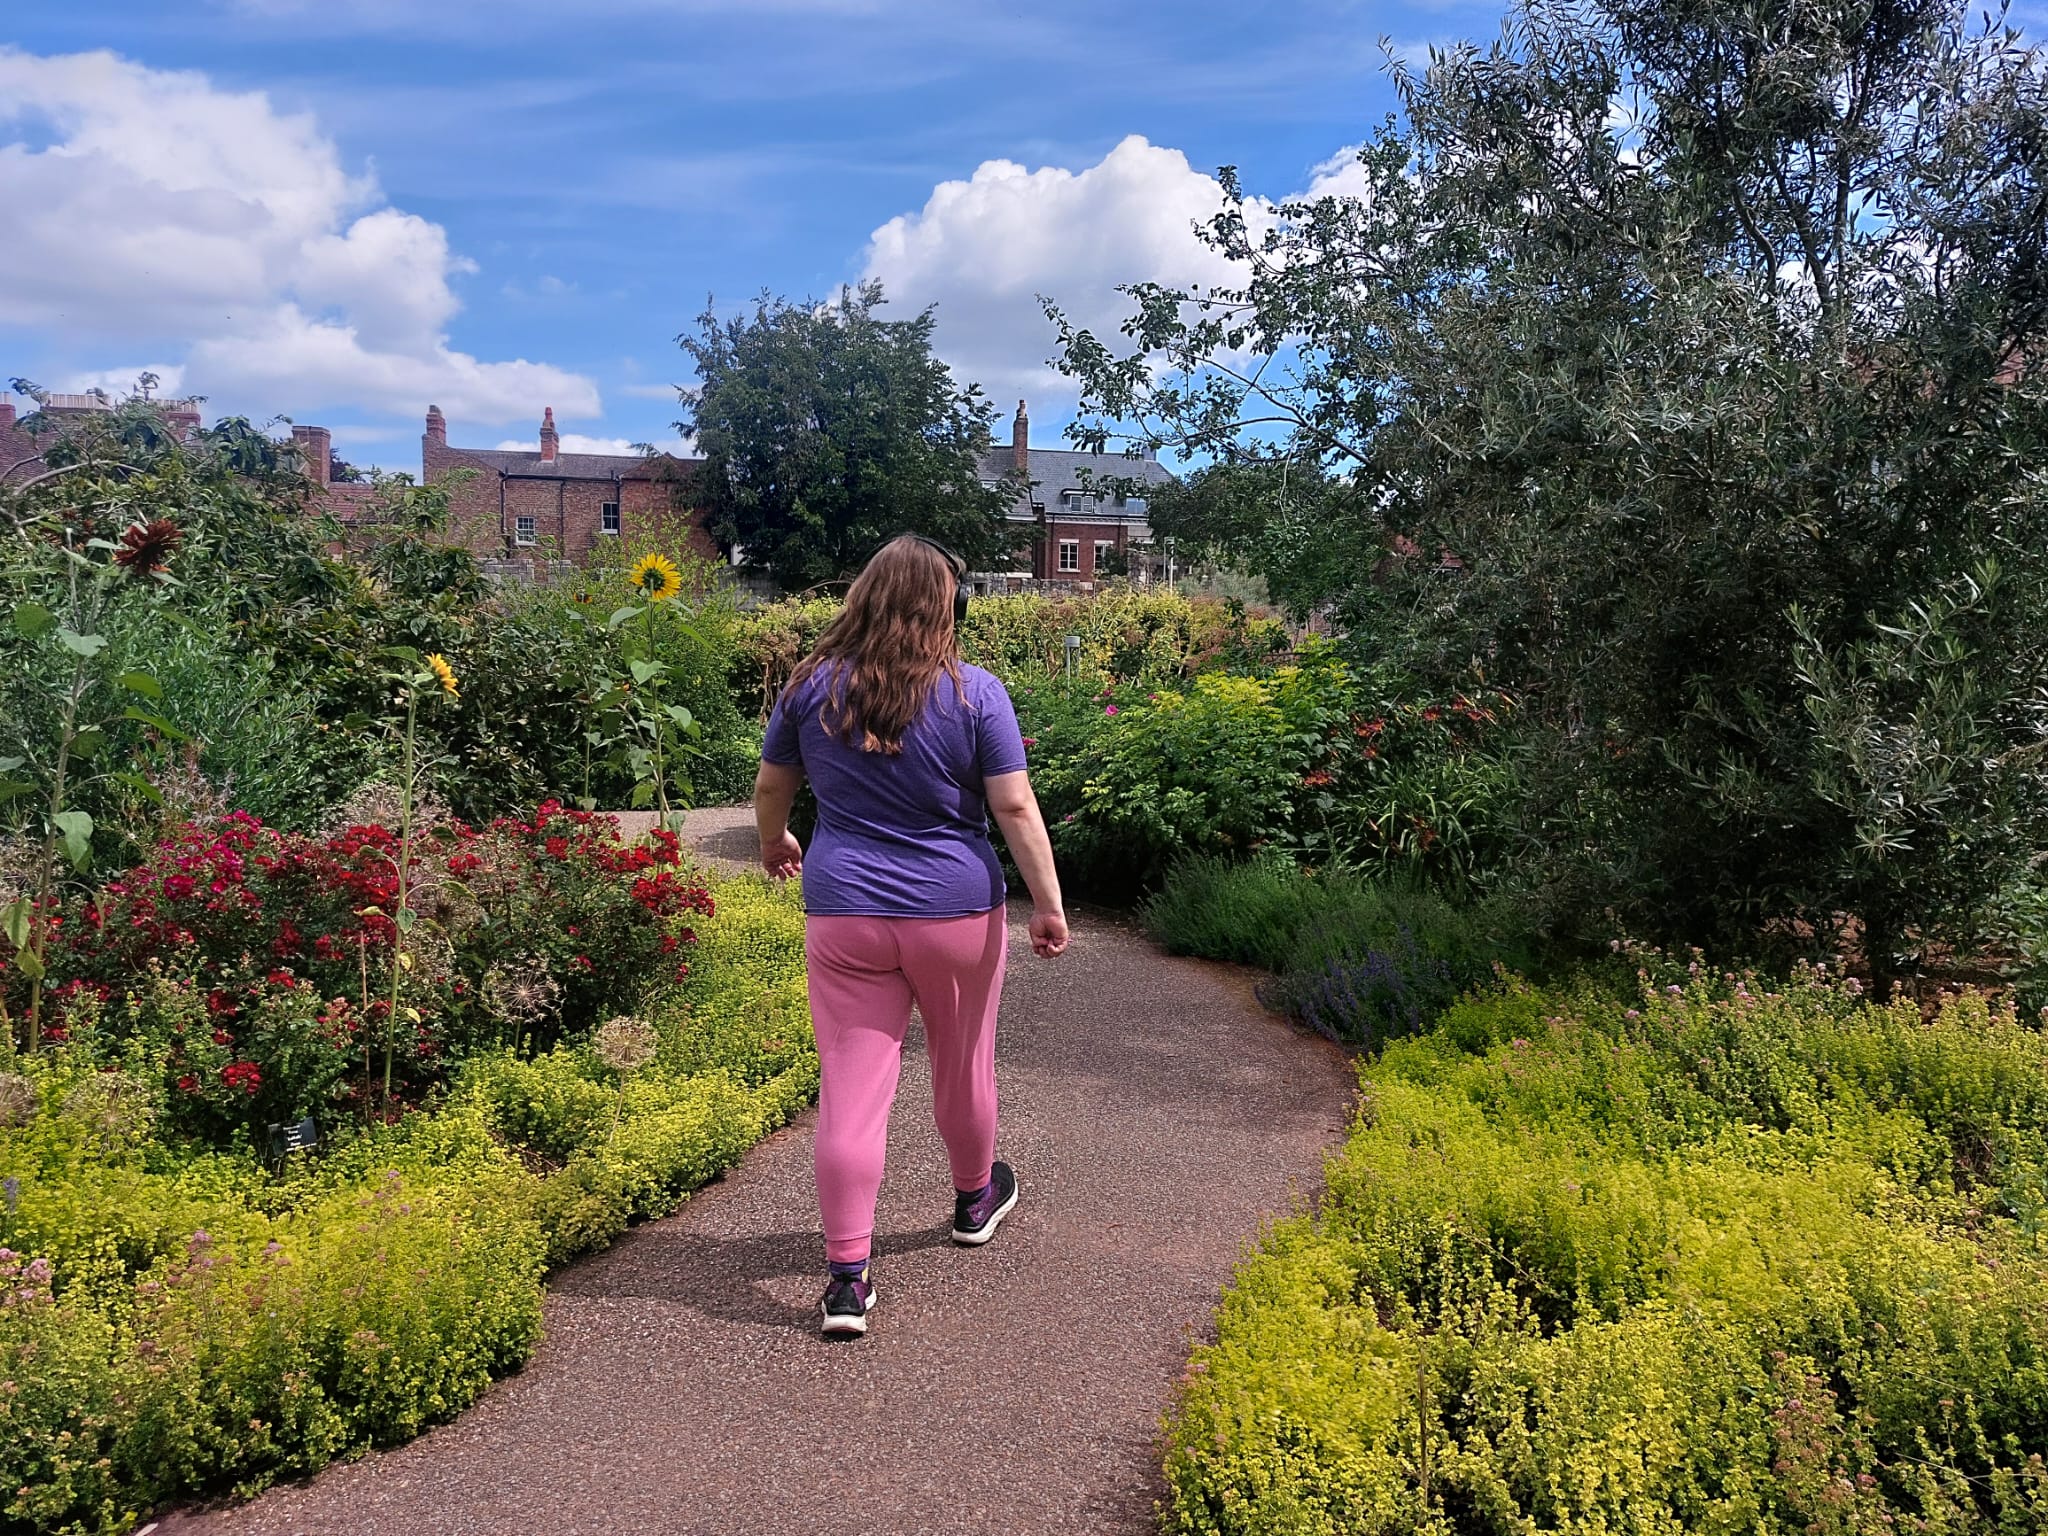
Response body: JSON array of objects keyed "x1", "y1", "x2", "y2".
[
  {"x1": 422, "y1": 437, "x2": 715, "y2": 567},
  {"x1": 0, "y1": 402, "x2": 44, "y2": 484},
  {"x1": 1034, "y1": 519, "x2": 1131, "y2": 582}
]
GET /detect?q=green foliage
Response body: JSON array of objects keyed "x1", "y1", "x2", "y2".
[
  {"x1": 1143, "y1": 854, "x2": 1362, "y2": 972},
  {"x1": 1163, "y1": 974, "x2": 2048, "y2": 1534},
  {"x1": 0, "y1": 868, "x2": 815, "y2": 1533},
  {"x1": 1053, "y1": 0, "x2": 2048, "y2": 981},
  {"x1": 1144, "y1": 855, "x2": 1535, "y2": 1048},
  {"x1": 680, "y1": 280, "x2": 1018, "y2": 588},
  {"x1": 729, "y1": 585, "x2": 1292, "y2": 721},
  {"x1": 1144, "y1": 460, "x2": 1366, "y2": 620},
  {"x1": 1014, "y1": 671, "x2": 1326, "y2": 899}
]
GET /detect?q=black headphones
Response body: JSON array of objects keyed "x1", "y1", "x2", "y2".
[{"x1": 888, "y1": 532, "x2": 971, "y2": 625}]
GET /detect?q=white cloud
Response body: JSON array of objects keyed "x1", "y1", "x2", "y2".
[
  {"x1": 861, "y1": 133, "x2": 1365, "y2": 411},
  {"x1": 493, "y1": 432, "x2": 695, "y2": 457},
  {"x1": 1301, "y1": 143, "x2": 1376, "y2": 202},
  {"x1": 62, "y1": 364, "x2": 189, "y2": 399},
  {"x1": 0, "y1": 46, "x2": 598, "y2": 425},
  {"x1": 862, "y1": 135, "x2": 1247, "y2": 405}
]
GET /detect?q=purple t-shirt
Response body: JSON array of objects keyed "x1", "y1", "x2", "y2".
[{"x1": 762, "y1": 661, "x2": 1029, "y2": 918}]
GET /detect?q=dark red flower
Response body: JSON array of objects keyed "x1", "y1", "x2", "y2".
[{"x1": 114, "y1": 518, "x2": 183, "y2": 575}]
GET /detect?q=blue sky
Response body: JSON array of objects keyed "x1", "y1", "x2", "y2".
[{"x1": 0, "y1": 1, "x2": 1501, "y2": 471}]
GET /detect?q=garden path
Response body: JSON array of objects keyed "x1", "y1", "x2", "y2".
[{"x1": 159, "y1": 807, "x2": 1357, "y2": 1536}]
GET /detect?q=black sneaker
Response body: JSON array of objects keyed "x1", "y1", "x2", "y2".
[
  {"x1": 951, "y1": 1160, "x2": 1019, "y2": 1246},
  {"x1": 820, "y1": 1268, "x2": 877, "y2": 1337}
]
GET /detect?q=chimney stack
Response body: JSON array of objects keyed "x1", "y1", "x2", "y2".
[
  {"x1": 290, "y1": 424, "x2": 332, "y2": 487},
  {"x1": 424, "y1": 403, "x2": 447, "y2": 445},
  {"x1": 1012, "y1": 399, "x2": 1029, "y2": 477},
  {"x1": 164, "y1": 402, "x2": 202, "y2": 441},
  {"x1": 0, "y1": 396, "x2": 14, "y2": 430},
  {"x1": 540, "y1": 405, "x2": 559, "y2": 463}
]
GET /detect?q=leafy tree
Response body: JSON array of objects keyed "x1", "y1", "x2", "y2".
[
  {"x1": 679, "y1": 281, "x2": 1017, "y2": 590},
  {"x1": 1052, "y1": 0, "x2": 2048, "y2": 982},
  {"x1": 1144, "y1": 460, "x2": 1367, "y2": 617}
]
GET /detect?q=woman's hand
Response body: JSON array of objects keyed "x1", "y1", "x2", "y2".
[
  {"x1": 987, "y1": 770, "x2": 1068, "y2": 959},
  {"x1": 754, "y1": 761, "x2": 806, "y2": 881},
  {"x1": 1029, "y1": 907, "x2": 1069, "y2": 958},
  {"x1": 761, "y1": 829, "x2": 803, "y2": 881}
]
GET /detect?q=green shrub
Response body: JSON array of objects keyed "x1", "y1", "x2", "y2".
[
  {"x1": 1164, "y1": 974, "x2": 2048, "y2": 1534},
  {"x1": 1144, "y1": 856, "x2": 1536, "y2": 1048},
  {"x1": 729, "y1": 586, "x2": 1292, "y2": 720},
  {"x1": 1018, "y1": 665, "x2": 1338, "y2": 898},
  {"x1": 0, "y1": 867, "x2": 818, "y2": 1533},
  {"x1": 1142, "y1": 854, "x2": 1344, "y2": 971}
]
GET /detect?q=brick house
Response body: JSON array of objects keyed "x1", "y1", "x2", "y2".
[
  {"x1": 0, "y1": 396, "x2": 39, "y2": 485},
  {"x1": 304, "y1": 405, "x2": 715, "y2": 567},
  {"x1": 976, "y1": 400, "x2": 1178, "y2": 588},
  {"x1": 1, "y1": 390, "x2": 204, "y2": 485}
]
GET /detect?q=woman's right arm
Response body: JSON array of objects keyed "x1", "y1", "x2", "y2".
[
  {"x1": 755, "y1": 759, "x2": 805, "y2": 880},
  {"x1": 985, "y1": 770, "x2": 1068, "y2": 958}
]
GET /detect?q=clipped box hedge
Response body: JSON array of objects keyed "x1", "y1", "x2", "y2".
[
  {"x1": 1165, "y1": 971, "x2": 2048, "y2": 1534},
  {"x1": 0, "y1": 871, "x2": 815, "y2": 1535}
]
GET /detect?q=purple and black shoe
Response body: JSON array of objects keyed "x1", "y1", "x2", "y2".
[
  {"x1": 820, "y1": 1263, "x2": 877, "y2": 1337},
  {"x1": 951, "y1": 1160, "x2": 1020, "y2": 1246}
]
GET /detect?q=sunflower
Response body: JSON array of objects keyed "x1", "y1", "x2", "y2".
[
  {"x1": 627, "y1": 552, "x2": 683, "y2": 603},
  {"x1": 425, "y1": 653, "x2": 460, "y2": 698}
]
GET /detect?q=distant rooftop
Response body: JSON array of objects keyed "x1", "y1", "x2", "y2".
[{"x1": 29, "y1": 391, "x2": 204, "y2": 417}]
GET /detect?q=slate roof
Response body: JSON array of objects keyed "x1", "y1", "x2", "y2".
[
  {"x1": 437, "y1": 447, "x2": 699, "y2": 480},
  {"x1": 976, "y1": 445, "x2": 1176, "y2": 528}
]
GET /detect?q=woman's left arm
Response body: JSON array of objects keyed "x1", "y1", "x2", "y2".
[{"x1": 755, "y1": 760, "x2": 806, "y2": 879}]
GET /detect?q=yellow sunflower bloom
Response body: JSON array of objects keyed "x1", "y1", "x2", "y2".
[
  {"x1": 628, "y1": 552, "x2": 683, "y2": 603},
  {"x1": 426, "y1": 653, "x2": 460, "y2": 698}
]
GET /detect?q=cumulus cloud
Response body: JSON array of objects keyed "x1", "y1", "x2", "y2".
[
  {"x1": 1301, "y1": 143, "x2": 1376, "y2": 202},
  {"x1": 861, "y1": 133, "x2": 1370, "y2": 411},
  {"x1": 861, "y1": 135, "x2": 1244, "y2": 404},
  {"x1": 0, "y1": 46, "x2": 598, "y2": 425}
]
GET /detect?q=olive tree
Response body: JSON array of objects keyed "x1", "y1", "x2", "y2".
[{"x1": 1052, "y1": 0, "x2": 2048, "y2": 980}]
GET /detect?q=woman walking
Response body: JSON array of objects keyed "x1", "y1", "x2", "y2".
[{"x1": 753, "y1": 534, "x2": 1068, "y2": 1338}]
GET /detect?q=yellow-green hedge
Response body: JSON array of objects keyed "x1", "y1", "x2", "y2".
[
  {"x1": 1165, "y1": 975, "x2": 2048, "y2": 1534},
  {"x1": 0, "y1": 870, "x2": 816, "y2": 1534},
  {"x1": 730, "y1": 587, "x2": 1289, "y2": 717}
]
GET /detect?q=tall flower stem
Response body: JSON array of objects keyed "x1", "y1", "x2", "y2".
[
  {"x1": 26, "y1": 546, "x2": 92, "y2": 1052},
  {"x1": 358, "y1": 934, "x2": 372, "y2": 1121},
  {"x1": 383, "y1": 687, "x2": 419, "y2": 1112},
  {"x1": 643, "y1": 601, "x2": 672, "y2": 829}
]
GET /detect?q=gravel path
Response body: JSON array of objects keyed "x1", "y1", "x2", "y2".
[{"x1": 159, "y1": 806, "x2": 1357, "y2": 1536}]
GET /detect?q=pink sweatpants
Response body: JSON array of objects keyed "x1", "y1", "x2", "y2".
[{"x1": 806, "y1": 906, "x2": 1008, "y2": 1264}]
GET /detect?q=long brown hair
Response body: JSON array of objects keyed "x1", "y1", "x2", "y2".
[{"x1": 783, "y1": 535, "x2": 964, "y2": 754}]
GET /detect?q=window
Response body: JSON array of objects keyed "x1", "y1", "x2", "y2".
[
  {"x1": 1094, "y1": 540, "x2": 1115, "y2": 568},
  {"x1": 1061, "y1": 489, "x2": 1093, "y2": 511},
  {"x1": 601, "y1": 500, "x2": 621, "y2": 534},
  {"x1": 515, "y1": 515, "x2": 536, "y2": 546},
  {"x1": 1057, "y1": 539, "x2": 1080, "y2": 573}
]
